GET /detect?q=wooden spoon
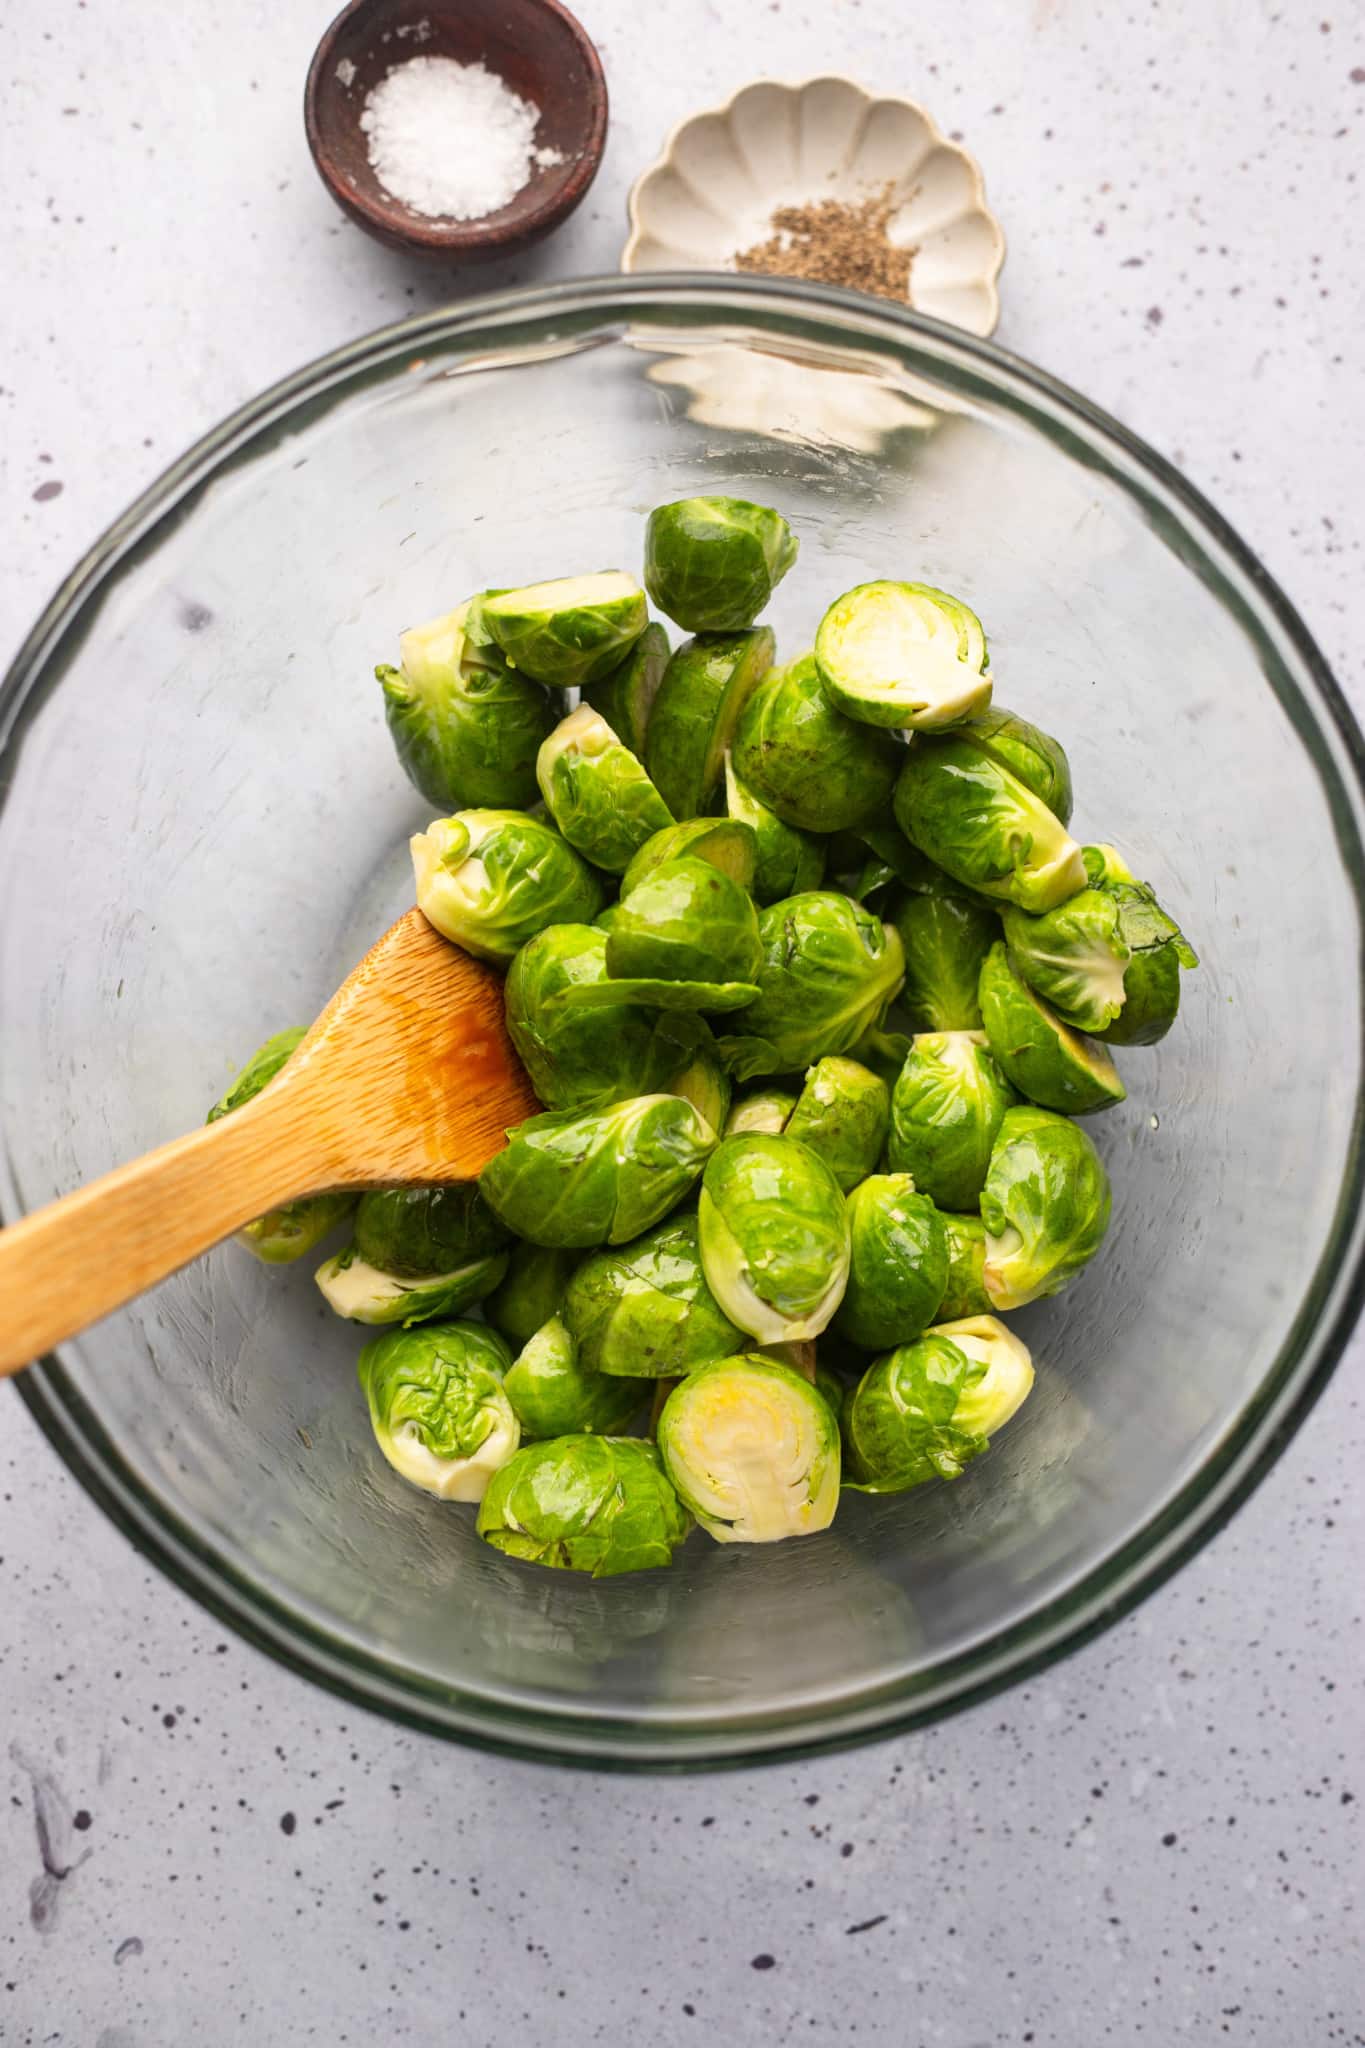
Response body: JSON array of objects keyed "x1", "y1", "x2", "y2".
[{"x1": 0, "y1": 909, "x2": 540, "y2": 1377}]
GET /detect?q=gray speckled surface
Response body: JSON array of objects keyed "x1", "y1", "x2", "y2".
[{"x1": 2, "y1": 3, "x2": 1362, "y2": 2040}]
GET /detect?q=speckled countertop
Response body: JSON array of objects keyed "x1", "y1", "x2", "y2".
[{"x1": 2, "y1": 4, "x2": 1362, "y2": 2042}]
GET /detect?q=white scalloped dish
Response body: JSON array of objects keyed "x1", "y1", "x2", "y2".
[{"x1": 622, "y1": 77, "x2": 1005, "y2": 337}]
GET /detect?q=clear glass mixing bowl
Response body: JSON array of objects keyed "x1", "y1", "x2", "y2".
[{"x1": 2, "y1": 279, "x2": 1362, "y2": 1768}]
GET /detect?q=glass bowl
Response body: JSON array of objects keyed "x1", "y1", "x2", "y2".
[{"x1": 2, "y1": 278, "x2": 1362, "y2": 1770}]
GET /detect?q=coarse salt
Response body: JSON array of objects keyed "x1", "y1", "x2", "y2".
[{"x1": 359, "y1": 54, "x2": 563, "y2": 222}]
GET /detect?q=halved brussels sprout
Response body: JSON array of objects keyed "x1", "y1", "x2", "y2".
[
  {"x1": 478, "y1": 572, "x2": 648, "y2": 689},
  {"x1": 358, "y1": 1320, "x2": 518, "y2": 1501},
  {"x1": 411, "y1": 809, "x2": 604, "y2": 964},
  {"x1": 503, "y1": 1316, "x2": 644, "y2": 1439},
  {"x1": 480, "y1": 1094, "x2": 717, "y2": 1248},
  {"x1": 207, "y1": 1028, "x2": 355, "y2": 1262},
  {"x1": 958, "y1": 705, "x2": 1073, "y2": 826},
  {"x1": 644, "y1": 497, "x2": 798, "y2": 633},
  {"x1": 621, "y1": 816, "x2": 758, "y2": 897},
  {"x1": 581, "y1": 620, "x2": 670, "y2": 759},
  {"x1": 890, "y1": 887, "x2": 1000, "y2": 1033},
  {"x1": 697, "y1": 1133, "x2": 850, "y2": 1342},
  {"x1": 724, "y1": 1085, "x2": 798, "y2": 1137},
  {"x1": 723, "y1": 754, "x2": 826, "y2": 904},
  {"x1": 937, "y1": 1212, "x2": 991, "y2": 1319},
  {"x1": 645, "y1": 627, "x2": 775, "y2": 819},
  {"x1": 535, "y1": 705, "x2": 674, "y2": 874},
  {"x1": 657, "y1": 1354, "x2": 840, "y2": 1543},
  {"x1": 354, "y1": 1184, "x2": 509, "y2": 1278},
  {"x1": 980, "y1": 1103, "x2": 1112, "y2": 1308},
  {"x1": 505, "y1": 923, "x2": 708, "y2": 1112},
  {"x1": 484, "y1": 1242, "x2": 583, "y2": 1348},
  {"x1": 886, "y1": 1030, "x2": 1017, "y2": 1211},
  {"x1": 784, "y1": 1057, "x2": 890, "y2": 1194},
  {"x1": 315, "y1": 1244, "x2": 507, "y2": 1327},
  {"x1": 730, "y1": 652, "x2": 903, "y2": 833},
  {"x1": 833, "y1": 1173, "x2": 949, "y2": 1350},
  {"x1": 667, "y1": 1036, "x2": 732, "y2": 1136},
  {"x1": 376, "y1": 602, "x2": 557, "y2": 813},
  {"x1": 606, "y1": 858, "x2": 763, "y2": 987},
  {"x1": 894, "y1": 736, "x2": 1085, "y2": 912},
  {"x1": 717, "y1": 891, "x2": 905, "y2": 1080},
  {"x1": 814, "y1": 581, "x2": 993, "y2": 730},
  {"x1": 842, "y1": 1314, "x2": 1033, "y2": 1492},
  {"x1": 978, "y1": 943, "x2": 1126, "y2": 1114},
  {"x1": 477, "y1": 1436, "x2": 691, "y2": 1576},
  {"x1": 562, "y1": 1210, "x2": 742, "y2": 1378}
]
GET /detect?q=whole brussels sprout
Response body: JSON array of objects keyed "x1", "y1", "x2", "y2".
[
  {"x1": 480, "y1": 1094, "x2": 717, "y2": 1248},
  {"x1": 886, "y1": 1030, "x2": 1017, "y2": 1211},
  {"x1": 978, "y1": 943, "x2": 1126, "y2": 1114},
  {"x1": 644, "y1": 496, "x2": 798, "y2": 633},
  {"x1": 784, "y1": 1057, "x2": 890, "y2": 1194},
  {"x1": 667, "y1": 1037, "x2": 732, "y2": 1136},
  {"x1": 894, "y1": 735, "x2": 1085, "y2": 912},
  {"x1": 358, "y1": 1320, "x2": 518, "y2": 1501},
  {"x1": 645, "y1": 627, "x2": 775, "y2": 819},
  {"x1": 891, "y1": 887, "x2": 1000, "y2": 1033},
  {"x1": 411, "y1": 809, "x2": 604, "y2": 964},
  {"x1": 477, "y1": 1436, "x2": 691, "y2": 1576},
  {"x1": 581, "y1": 620, "x2": 670, "y2": 759},
  {"x1": 505, "y1": 923, "x2": 709, "y2": 1112},
  {"x1": 657, "y1": 1354, "x2": 840, "y2": 1543},
  {"x1": 698, "y1": 1133, "x2": 850, "y2": 1342},
  {"x1": 315, "y1": 1243, "x2": 508, "y2": 1327},
  {"x1": 937, "y1": 1212, "x2": 991, "y2": 1319},
  {"x1": 833, "y1": 1174, "x2": 949, "y2": 1350},
  {"x1": 717, "y1": 891, "x2": 905, "y2": 1080},
  {"x1": 535, "y1": 705, "x2": 674, "y2": 873},
  {"x1": 842, "y1": 1314, "x2": 1034, "y2": 1492},
  {"x1": 503, "y1": 1316, "x2": 644, "y2": 1439},
  {"x1": 959, "y1": 704, "x2": 1073, "y2": 825},
  {"x1": 207, "y1": 1028, "x2": 355, "y2": 1262},
  {"x1": 814, "y1": 581, "x2": 993, "y2": 730},
  {"x1": 354, "y1": 1183, "x2": 509, "y2": 1278},
  {"x1": 724, "y1": 1084, "x2": 799, "y2": 1137},
  {"x1": 980, "y1": 1103, "x2": 1112, "y2": 1308},
  {"x1": 478, "y1": 572, "x2": 649, "y2": 689},
  {"x1": 484, "y1": 1241, "x2": 583, "y2": 1348},
  {"x1": 730, "y1": 652, "x2": 903, "y2": 833},
  {"x1": 562, "y1": 1210, "x2": 742, "y2": 1378},
  {"x1": 606, "y1": 858, "x2": 763, "y2": 987},
  {"x1": 1000, "y1": 877, "x2": 1197, "y2": 1040},
  {"x1": 621, "y1": 816, "x2": 758, "y2": 897},
  {"x1": 723, "y1": 754, "x2": 825, "y2": 904},
  {"x1": 376, "y1": 602, "x2": 557, "y2": 813}
]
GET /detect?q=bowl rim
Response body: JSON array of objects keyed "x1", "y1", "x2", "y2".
[{"x1": 4, "y1": 273, "x2": 1364, "y2": 1771}]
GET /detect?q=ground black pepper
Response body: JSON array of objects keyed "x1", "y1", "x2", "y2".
[{"x1": 734, "y1": 186, "x2": 914, "y2": 302}]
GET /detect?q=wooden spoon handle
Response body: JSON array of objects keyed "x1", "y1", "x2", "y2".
[{"x1": 0, "y1": 1094, "x2": 330, "y2": 1378}]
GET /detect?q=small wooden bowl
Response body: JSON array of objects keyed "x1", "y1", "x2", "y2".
[{"x1": 304, "y1": 0, "x2": 608, "y2": 259}]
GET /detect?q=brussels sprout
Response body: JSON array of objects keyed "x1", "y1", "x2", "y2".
[
  {"x1": 784, "y1": 1057, "x2": 890, "y2": 1194},
  {"x1": 534, "y1": 705, "x2": 674, "y2": 873},
  {"x1": 730, "y1": 652, "x2": 903, "y2": 833},
  {"x1": 833, "y1": 1174, "x2": 949, "y2": 1350},
  {"x1": 644, "y1": 496, "x2": 798, "y2": 633},
  {"x1": 484, "y1": 1242, "x2": 583, "y2": 1348},
  {"x1": 886, "y1": 1030, "x2": 1017, "y2": 1211},
  {"x1": 478, "y1": 572, "x2": 648, "y2": 689},
  {"x1": 411, "y1": 809, "x2": 604, "y2": 964},
  {"x1": 842, "y1": 1315, "x2": 1033, "y2": 1493},
  {"x1": 622, "y1": 816, "x2": 758, "y2": 897},
  {"x1": 581, "y1": 620, "x2": 670, "y2": 758},
  {"x1": 354, "y1": 1184, "x2": 509, "y2": 1278},
  {"x1": 1081, "y1": 843, "x2": 1133, "y2": 889},
  {"x1": 563, "y1": 1210, "x2": 742, "y2": 1378},
  {"x1": 1074, "y1": 853, "x2": 1199, "y2": 1047},
  {"x1": 606, "y1": 858, "x2": 763, "y2": 987},
  {"x1": 645, "y1": 627, "x2": 775, "y2": 819},
  {"x1": 980, "y1": 1103, "x2": 1112, "y2": 1308},
  {"x1": 891, "y1": 888, "x2": 1000, "y2": 1033},
  {"x1": 724, "y1": 1085, "x2": 798, "y2": 1137},
  {"x1": 959, "y1": 705, "x2": 1073, "y2": 826},
  {"x1": 978, "y1": 942, "x2": 1126, "y2": 1114},
  {"x1": 814, "y1": 581, "x2": 993, "y2": 730},
  {"x1": 697, "y1": 1133, "x2": 850, "y2": 1342},
  {"x1": 477, "y1": 1436, "x2": 691, "y2": 1576},
  {"x1": 503, "y1": 1316, "x2": 644, "y2": 1439},
  {"x1": 722, "y1": 754, "x2": 826, "y2": 905},
  {"x1": 505, "y1": 923, "x2": 709, "y2": 1112},
  {"x1": 376, "y1": 603, "x2": 557, "y2": 813},
  {"x1": 894, "y1": 736, "x2": 1085, "y2": 912},
  {"x1": 206, "y1": 1028, "x2": 355, "y2": 1262},
  {"x1": 717, "y1": 891, "x2": 905, "y2": 1080},
  {"x1": 657, "y1": 1354, "x2": 840, "y2": 1542},
  {"x1": 937, "y1": 1212, "x2": 991, "y2": 1319},
  {"x1": 999, "y1": 891, "x2": 1131, "y2": 1034},
  {"x1": 480, "y1": 1094, "x2": 717, "y2": 1248},
  {"x1": 316, "y1": 1243, "x2": 507, "y2": 1326},
  {"x1": 358, "y1": 1320, "x2": 518, "y2": 1501},
  {"x1": 667, "y1": 1036, "x2": 732, "y2": 1136}
]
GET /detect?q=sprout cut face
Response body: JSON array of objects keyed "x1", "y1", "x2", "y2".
[
  {"x1": 621, "y1": 816, "x2": 758, "y2": 898},
  {"x1": 784, "y1": 1057, "x2": 891, "y2": 1194},
  {"x1": 476, "y1": 1436, "x2": 691, "y2": 1576},
  {"x1": 503, "y1": 1316, "x2": 644, "y2": 1439},
  {"x1": 377, "y1": 602, "x2": 557, "y2": 814},
  {"x1": 645, "y1": 627, "x2": 776, "y2": 819},
  {"x1": 980, "y1": 1103, "x2": 1112, "y2": 1308},
  {"x1": 657, "y1": 1355, "x2": 840, "y2": 1543},
  {"x1": 358, "y1": 1321, "x2": 519, "y2": 1501},
  {"x1": 815, "y1": 581, "x2": 994, "y2": 731},
  {"x1": 562, "y1": 1210, "x2": 742, "y2": 1378},
  {"x1": 978, "y1": 942, "x2": 1126, "y2": 1115},
  {"x1": 834, "y1": 1174, "x2": 949, "y2": 1350},
  {"x1": 718, "y1": 891, "x2": 905, "y2": 1080},
  {"x1": 724, "y1": 1085, "x2": 798, "y2": 1137},
  {"x1": 535, "y1": 705, "x2": 674, "y2": 874},
  {"x1": 842, "y1": 1316, "x2": 1033, "y2": 1493},
  {"x1": 697, "y1": 1133, "x2": 850, "y2": 1342},
  {"x1": 480, "y1": 1094, "x2": 718, "y2": 1248},
  {"x1": 412, "y1": 809, "x2": 604, "y2": 964},
  {"x1": 315, "y1": 1244, "x2": 508, "y2": 1327},
  {"x1": 894, "y1": 735, "x2": 1086, "y2": 912},
  {"x1": 644, "y1": 496, "x2": 798, "y2": 633},
  {"x1": 730, "y1": 653, "x2": 903, "y2": 833},
  {"x1": 886, "y1": 1030, "x2": 1017, "y2": 1212},
  {"x1": 479, "y1": 572, "x2": 649, "y2": 689}
]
